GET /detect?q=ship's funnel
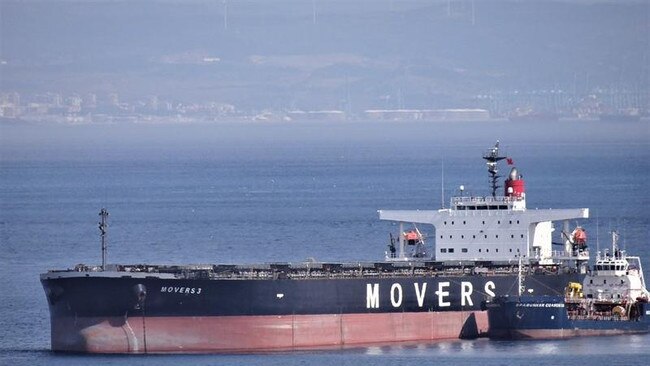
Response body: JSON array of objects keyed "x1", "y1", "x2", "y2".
[{"x1": 505, "y1": 167, "x2": 525, "y2": 198}]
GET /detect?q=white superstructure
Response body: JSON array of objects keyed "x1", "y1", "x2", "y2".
[
  {"x1": 379, "y1": 141, "x2": 590, "y2": 267},
  {"x1": 582, "y1": 231, "x2": 649, "y2": 302}
]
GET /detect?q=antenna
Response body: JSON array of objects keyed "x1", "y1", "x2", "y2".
[
  {"x1": 441, "y1": 158, "x2": 445, "y2": 209},
  {"x1": 596, "y1": 213, "x2": 600, "y2": 255},
  {"x1": 482, "y1": 140, "x2": 506, "y2": 197},
  {"x1": 612, "y1": 229, "x2": 619, "y2": 255},
  {"x1": 99, "y1": 208, "x2": 109, "y2": 270}
]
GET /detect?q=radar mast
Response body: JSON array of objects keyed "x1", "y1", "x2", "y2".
[
  {"x1": 482, "y1": 140, "x2": 506, "y2": 197},
  {"x1": 99, "y1": 208, "x2": 109, "y2": 270}
]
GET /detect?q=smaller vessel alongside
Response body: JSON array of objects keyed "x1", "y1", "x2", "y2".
[{"x1": 485, "y1": 231, "x2": 650, "y2": 339}]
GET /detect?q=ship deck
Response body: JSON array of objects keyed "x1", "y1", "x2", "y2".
[{"x1": 42, "y1": 260, "x2": 569, "y2": 281}]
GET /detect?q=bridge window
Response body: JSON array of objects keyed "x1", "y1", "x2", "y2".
[
  {"x1": 473, "y1": 235, "x2": 476, "y2": 239},
  {"x1": 462, "y1": 248, "x2": 468, "y2": 253},
  {"x1": 452, "y1": 221, "x2": 455, "y2": 225},
  {"x1": 461, "y1": 235, "x2": 465, "y2": 239},
  {"x1": 520, "y1": 234, "x2": 524, "y2": 238},
  {"x1": 517, "y1": 220, "x2": 520, "y2": 224},
  {"x1": 448, "y1": 248, "x2": 455, "y2": 253},
  {"x1": 496, "y1": 235, "x2": 499, "y2": 239},
  {"x1": 463, "y1": 221, "x2": 466, "y2": 225},
  {"x1": 498, "y1": 220, "x2": 501, "y2": 224},
  {"x1": 509, "y1": 220, "x2": 512, "y2": 224},
  {"x1": 440, "y1": 248, "x2": 447, "y2": 253},
  {"x1": 511, "y1": 234, "x2": 514, "y2": 238}
]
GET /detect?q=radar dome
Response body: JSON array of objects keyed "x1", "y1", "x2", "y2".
[{"x1": 509, "y1": 167, "x2": 519, "y2": 181}]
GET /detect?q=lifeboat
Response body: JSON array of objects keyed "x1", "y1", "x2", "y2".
[
  {"x1": 403, "y1": 230, "x2": 423, "y2": 245},
  {"x1": 572, "y1": 227, "x2": 587, "y2": 247}
]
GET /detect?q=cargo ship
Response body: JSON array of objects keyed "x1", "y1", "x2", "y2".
[
  {"x1": 41, "y1": 141, "x2": 591, "y2": 353},
  {"x1": 485, "y1": 231, "x2": 650, "y2": 339}
]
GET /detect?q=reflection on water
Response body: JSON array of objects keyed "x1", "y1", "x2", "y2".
[
  {"x1": 532, "y1": 341, "x2": 559, "y2": 355},
  {"x1": 355, "y1": 335, "x2": 650, "y2": 358}
]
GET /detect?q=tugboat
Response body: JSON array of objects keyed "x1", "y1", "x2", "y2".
[{"x1": 485, "y1": 231, "x2": 650, "y2": 339}]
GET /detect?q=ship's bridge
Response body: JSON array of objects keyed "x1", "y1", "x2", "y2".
[
  {"x1": 452, "y1": 195, "x2": 526, "y2": 212},
  {"x1": 593, "y1": 256, "x2": 629, "y2": 277}
]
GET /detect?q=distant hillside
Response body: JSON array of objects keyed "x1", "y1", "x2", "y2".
[{"x1": 1, "y1": 0, "x2": 648, "y2": 111}]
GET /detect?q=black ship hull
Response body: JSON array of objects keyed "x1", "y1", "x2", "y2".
[
  {"x1": 486, "y1": 295, "x2": 650, "y2": 339},
  {"x1": 42, "y1": 269, "x2": 583, "y2": 353}
]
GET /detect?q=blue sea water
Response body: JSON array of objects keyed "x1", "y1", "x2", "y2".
[{"x1": 0, "y1": 120, "x2": 648, "y2": 365}]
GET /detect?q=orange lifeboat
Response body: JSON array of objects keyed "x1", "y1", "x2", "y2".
[
  {"x1": 403, "y1": 230, "x2": 422, "y2": 245},
  {"x1": 572, "y1": 227, "x2": 587, "y2": 247}
]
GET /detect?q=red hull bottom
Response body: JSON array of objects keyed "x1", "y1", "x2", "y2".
[{"x1": 51, "y1": 311, "x2": 488, "y2": 353}]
